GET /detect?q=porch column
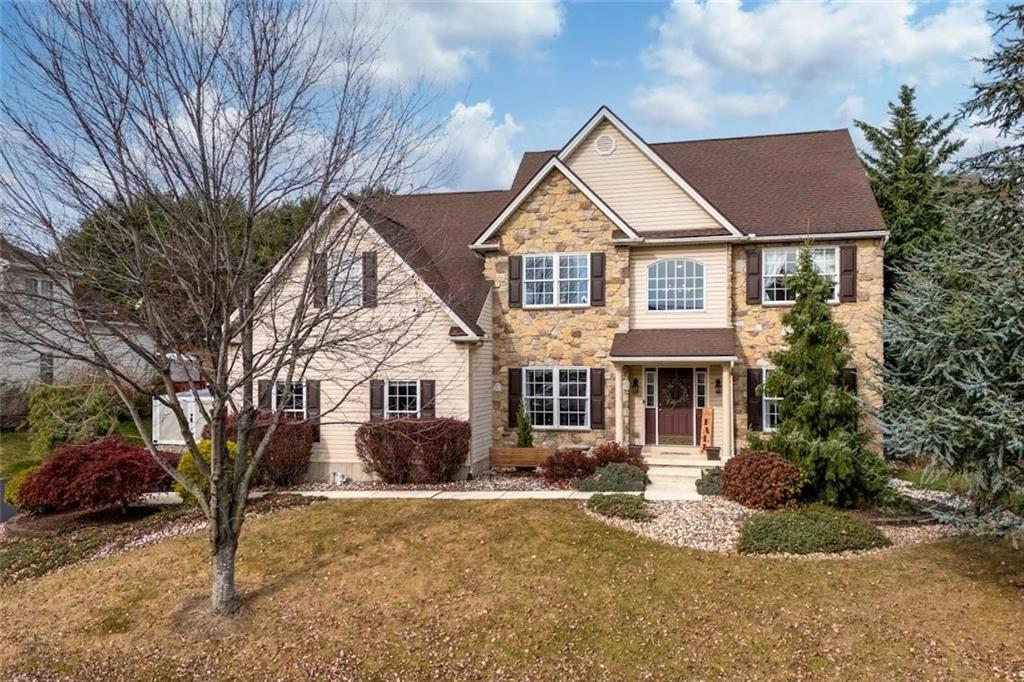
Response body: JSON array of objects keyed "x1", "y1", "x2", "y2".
[
  {"x1": 613, "y1": 364, "x2": 624, "y2": 443},
  {"x1": 722, "y1": 362, "x2": 734, "y2": 458}
]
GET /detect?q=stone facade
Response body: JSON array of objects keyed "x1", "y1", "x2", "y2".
[
  {"x1": 730, "y1": 238, "x2": 885, "y2": 450},
  {"x1": 483, "y1": 169, "x2": 631, "y2": 449}
]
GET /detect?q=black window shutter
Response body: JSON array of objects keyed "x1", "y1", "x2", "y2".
[
  {"x1": 420, "y1": 380, "x2": 435, "y2": 418},
  {"x1": 305, "y1": 379, "x2": 321, "y2": 442},
  {"x1": 508, "y1": 255, "x2": 522, "y2": 308},
  {"x1": 745, "y1": 249, "x2": 761, "y2": 305},
  {"x1": 258, "y1": 380, "x2": 272, "y2": 412},
  {"x1": 839, "y1": 245, "x2": 857, "y2": 302},
  {"x1": 842, "y1": 367, "x2": 858, "y2": 395},
  {"x1": 746, "y1": 368, "x2": 763, "y2": 432},
  {"x1": 362, "y1": 251, "x2": 378, "y2": 307},
  {"x1": 590, "y1": 252, "x2": 606, "y2": 307},
  {"x1": 369, "y1": 379, "x2": 384, "y2": 421},
  {"x1": 313, "y1": 252, "x2": 327, "y2": 308},
  {"x1": 507, "y1": 368, "x2": 522, "y2": 427},
  {"x1": 590, "y1": 368, "x2": 605, "y2": 429}
]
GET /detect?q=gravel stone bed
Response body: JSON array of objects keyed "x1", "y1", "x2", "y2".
[
  {"x1": 889, "y1": 478, "x2": 973, "y2": 510},
  {"x1": 291, "y1": 470, "x2": 563, "y2": 493}
]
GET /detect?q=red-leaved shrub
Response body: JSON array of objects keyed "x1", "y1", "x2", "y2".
[
  {"x1": 19, "y1": 436, "x2": 175, "y2": 513},
  {"x1": 720, "y1": 449, "x2": 802, "y2": 509},
  {"x1": 355, "y1": 418, "x2": 471, "y2": 484},
  {"x1": 204, "y1": 416, "x2": 315, "y2": 487},
  {"x1": 590, "y1": 442, "x2": 648, "y2": 472},
  {"x1": 543, "y1": 448, "x2": 599, "y2": 482}
]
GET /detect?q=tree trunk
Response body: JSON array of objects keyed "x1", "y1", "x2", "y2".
[{"x1": 211, "y1": 535, "x2": 238, "y2": 614}]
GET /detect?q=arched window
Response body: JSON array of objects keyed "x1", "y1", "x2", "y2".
[{"x1": 647, "y1": 258, "x2": 704, "y2": 311}]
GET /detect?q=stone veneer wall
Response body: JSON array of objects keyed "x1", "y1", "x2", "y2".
[
  {"x1": 731, "y1": 238, "x2": 885, "y2": 451},
  {"x1": 483, "y1": 169, "x2": 631, "y2": 449}
]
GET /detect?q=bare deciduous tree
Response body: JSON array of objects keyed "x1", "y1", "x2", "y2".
[{"x1": 0, "y1": 0, "x2": 443, "y2": 614}]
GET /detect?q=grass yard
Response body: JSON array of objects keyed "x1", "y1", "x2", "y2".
[{"x1": 2, "y1": 501, "x2": 1023, "y2": 681}]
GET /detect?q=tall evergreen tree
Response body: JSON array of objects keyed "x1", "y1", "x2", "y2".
[
  {"x1": 884, "y1": 6, "x2": 1024, "y2": 535},
  {"x1": 855, "y1": 85, "x2": 964, "y2": 295},
  {"x1": 753, "y1": 247, "x2": 884, "y2": 507}
]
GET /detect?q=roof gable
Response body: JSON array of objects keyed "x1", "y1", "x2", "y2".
[{"x1": 471, "y1": 157, "x2": 641, "y2": 248}]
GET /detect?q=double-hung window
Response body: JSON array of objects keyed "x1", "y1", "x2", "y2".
[
  {"x1": 523, "y1": 367, "x2": 589, "y2": 428},
  {"x1": 762, "y1": 368, "x2": 781, "y2": 431},
  {"x1": 385, "y1": 380, "x2": 419, "y2": 418},
  {"x1": 762, "y1": 247, "x2": 838, "y2": 303},
  {"x1": 647, "y1": 258, "x2": 704, "y2": 311},
  {"x1": 272, "y1": 381, "x2": 307, "y2": 419},
  {"x1": 523, "y1": 253, "x2": 589, "y2": 307},
  {"x1": 327, "y1": 252, "x2": 362, "y2": 307}
]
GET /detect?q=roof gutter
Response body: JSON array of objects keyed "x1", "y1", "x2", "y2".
[{"x1": 610, "y1": 355, "x2": 739, "y2": 363}]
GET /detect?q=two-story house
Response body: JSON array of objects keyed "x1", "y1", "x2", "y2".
[{"x1": 257, "y1": 107, "x2": 886, "y2": 489}]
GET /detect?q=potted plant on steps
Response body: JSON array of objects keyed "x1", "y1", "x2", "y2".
[{"x1": 490, "y1": 400, "x2": 551, "y2": 468}]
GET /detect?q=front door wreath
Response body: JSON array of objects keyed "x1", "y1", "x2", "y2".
[{"x1": 661, "y1": 376, "x2": 690, "y2": 409}]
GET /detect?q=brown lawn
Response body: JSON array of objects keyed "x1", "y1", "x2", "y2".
[{"x1": 1, "y1": 500, "x2": 1022, "y2": 680}]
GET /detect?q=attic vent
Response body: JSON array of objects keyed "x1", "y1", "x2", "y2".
[{"x1": 594, "y1": 133, "x2": 616, "y2": 156}]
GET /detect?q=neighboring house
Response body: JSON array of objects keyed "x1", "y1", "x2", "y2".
[
  {"x1": 0, "y1": 237, "x2": 154, "y2": 391},
  {"x1": 257, "y1": 107, "x2": 886, "y2": 483}
]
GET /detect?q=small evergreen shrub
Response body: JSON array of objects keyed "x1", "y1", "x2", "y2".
[
  {"x1": 543, "y1": 448, "x2": 598, "y2": 482},
  {"x1": 590, "y1": 442, "x2": 648, "y2": 472},
  {"x1": 577, "y1": 463, "x2": 647, "y2": 492},
  {"x1": 695, "y1": 467, "x2": 722, "y2": 496},
  {"x1": 515, "y1": 399, "x2": 533, "y2": 447},
  {"x1": 3, "y1": 465, "x2": 38, "y2": 511},
  {"x1": 586, "y1": 493, "x2": 654, "y2": 521},
  {"x1": 737, "y1": 506, "x2": 891, "y2": 555},
  {"x1": 175, "y1": 439, "x2": 238, "y2": 505},
  {"x1": 354, "y1": 418, "x2": 471, "y2": 484},
  {"x1": 19, "y1": 436, "x2": 172, "y2": 512},
  {"x1": 721, "y1": 449, "x2": 801, "y2": 510},
  {"x1": 27, "y1": 382, "x2": 122, "y2": 459}
]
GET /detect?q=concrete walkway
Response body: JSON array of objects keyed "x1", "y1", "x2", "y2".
[{"x1": 143, "y1": 489, "x2": 651, "y2": 504}]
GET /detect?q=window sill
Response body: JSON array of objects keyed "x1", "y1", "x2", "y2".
[
  {"x1": 760, "y1": 300, "x2": 839, "y2": 308},
  {"x1": 522, "y1": 304, "x2": 591, "y2": 310},
  {"x1": 531, "y1": 425, "x2": 592, "y2": 432}
]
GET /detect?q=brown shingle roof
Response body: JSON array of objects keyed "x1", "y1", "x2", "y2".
[
  {"x1": 352, "y1": 190, "x2": 512, "y2": 335},
  {"x1": 610, "y1": 329, "x2": 737, "y2": 358}
]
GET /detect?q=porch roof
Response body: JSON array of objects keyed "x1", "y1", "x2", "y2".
[{"x1": 609, "y1": 328, "x2": 737, "y2": 362}]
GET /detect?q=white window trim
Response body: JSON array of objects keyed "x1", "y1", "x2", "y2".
[
  {"x1": 761, "y1": 367, "x2": 781, "y2": 432},
  {"x1": 327, "y1": 251, "x2": 363, "y2": 308},
  {"x1": 384, "y1": 379, "x2": 420, "y2": 418},
  {"x1": 271, "y1": 381, "x2": 307, "y2": 419},
  {"x1": 522, "y1": 252, "x2": 590, "y2": 309},
  {"x1": 523, "y1": 366, "x2": 591, "y2": 430},
  {"x1": 646, "y1": 258, "x2": 706, "y2": 313},
  {"x1": 761, "y1": 246, "x2": 840, "y2": 307}
]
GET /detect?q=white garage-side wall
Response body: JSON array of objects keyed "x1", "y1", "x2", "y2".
[{"x1": 251, "y1": 209, "x2": 481, "y2": 482}]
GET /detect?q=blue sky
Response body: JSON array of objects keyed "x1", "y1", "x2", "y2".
[{"x1": 382, "y1": 1, "x2": 1006, "y2": 190}]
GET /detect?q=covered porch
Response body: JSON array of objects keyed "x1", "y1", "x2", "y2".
[{"x1": 609, "y1": 329, "x2": 737, "y2": 463}]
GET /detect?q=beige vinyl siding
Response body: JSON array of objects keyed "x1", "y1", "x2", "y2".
[
  {"x1": 251, "y1": 211, "x2": 473, "y2": 482},
  {"x1": 468, "y1": 339, "x2": 493, "y2": 473},
  {"x1": 566, "y1": 121, "x2": 721, "y2": 234},
  {"x1": 629, "y1": 245, "x2": 730, "y2": 329}
]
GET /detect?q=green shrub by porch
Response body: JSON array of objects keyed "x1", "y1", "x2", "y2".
[
  {"x1": 586, "y1": 493, "x2": 654, "y2": 521},
  {"x1": 577, "y1": 463, "x2": 647, "y2": 492},
  {"x1": 738, "y1": 506, "x2": 891, "y2": 555}
]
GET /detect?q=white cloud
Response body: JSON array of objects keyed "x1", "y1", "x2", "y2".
[
  {"x1": 834, "y1": 95, "x2": 866, "y2": 124},
  {"x1": 634, "y1": 0, "x2": 992, "y2": 128},
  {"x1": 362, "y1": 2, "x2": 563, "y2": 84},
  {"x1": 955, "y1": 114, "x2": 1013, "y2": 160},
  {"x1": 428, "y1": 101, "x2": 524, "y2": 190},
  {"x1": 633, "y1": 85, "x2": 787, "y2": 129}
]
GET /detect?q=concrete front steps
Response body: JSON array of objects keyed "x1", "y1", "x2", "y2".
[{"x1": 644, "y1": 452, "x2": 722, "y2": 501}]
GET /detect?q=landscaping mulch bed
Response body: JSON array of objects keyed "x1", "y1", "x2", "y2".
[{"x1": 292, "y1": 469, "x2": 565, "y2": 493}]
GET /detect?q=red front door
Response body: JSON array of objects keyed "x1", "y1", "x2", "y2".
[{"x1": 658, "y1": 368, "x2": 694, "y2": 445}]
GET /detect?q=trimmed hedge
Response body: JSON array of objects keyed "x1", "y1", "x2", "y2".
[
  {"x1": 586, "y1": 493, "x2": 654, "y2": 521},
  {"x1": 721, "y1": 449, "x2": 801, "y2": 510},
  {"x1": 577, "y1": 463, "x2": 647, "y2": 492},
  {"x1": 695, "y1": 467, "x2": 722, "y2": 496},
  {"x1": 174, "y1": 439, "x2": 238, "y2": 505},
  {"x1": 738, "y1": 506, "x2": 891, "y2": 555},
  {"x1": 544, "y1": 442, "x2": 647, "y2": 483},
  {"x1": 19, "y1": 436, "x2": 173, "y2": 513},
  {"x1": 355, "y1": 418, "x2": 471, "y2": 484},
  {"x1": 204, "y1": 417, "x2": 315, "y2": 487}
]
